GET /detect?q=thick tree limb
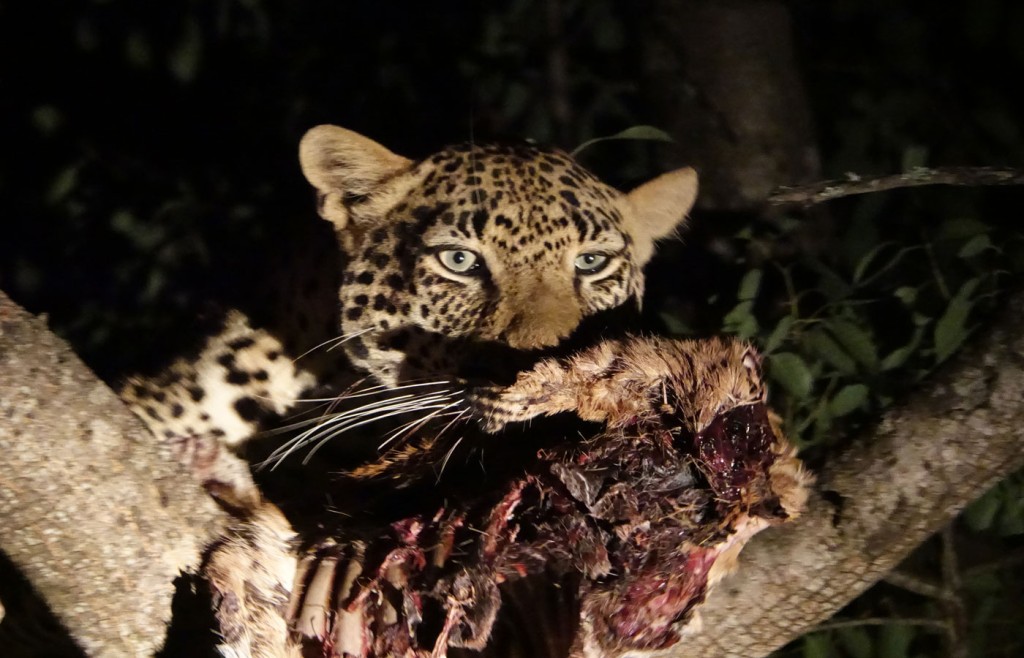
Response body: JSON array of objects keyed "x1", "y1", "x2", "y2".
[
  {"x1": 659, "y1": 290, "x2": 1024, "y2": 657},
  {"x1": 768, "y1": 167, "x2": 1024, "y2": 207},
  {"x1": 0, "y1": 291, "x2": 230, "y2": 656}
]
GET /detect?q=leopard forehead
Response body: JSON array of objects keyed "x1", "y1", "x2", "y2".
[{"x1": 363, "y1": 142, "x2": 630, "y2": 250}]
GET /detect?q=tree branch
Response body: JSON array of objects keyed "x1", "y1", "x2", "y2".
[
  {"x1": 768, "y1": 167, "x2": 1024, "y2": 207},
  {"x1": 0, "y1": 291, "x2": 230, "y2": 655},
  {"x1": 658, "y1": 289, "x2": 1024, "y2": 657}
]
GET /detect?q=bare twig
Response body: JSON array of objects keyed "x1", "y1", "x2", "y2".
[
  {"x1": 884, "y1": 570, "x2": 953, "y2": 602},
  {"x1": 813, "y1": 617, "x2": 947, "y2": 633},
  {"x1": 940, "y1": 525, "x2": 969, "y2": 658},
  {"x1": 962, "y1": 547, "x2": 1024, "y2": 579},
  {"x1": 769, "y1": 167, "x2": 1024, "y2": 207}
]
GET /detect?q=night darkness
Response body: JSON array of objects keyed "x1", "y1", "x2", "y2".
[{"x1": 2, "y1": 1, "x2": 1023, "y2": 656}]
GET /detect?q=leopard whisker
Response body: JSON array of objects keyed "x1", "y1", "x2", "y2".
[
  {"x1": 437, "y1": 405, "x2": 471, "y2": 439},
  {"x1": 263, "y1": 384, "x2": 449, "y2": 435},
  {"x1": 258, "y1": 400, "x2": 336, "y2": 435},
  {"x1": 376, "y1": 401, "x2": 466, "y2": 451},
  {"x1": 291, "y1": 327, "x2": 374, "y2": 363},
  {"x1": 325, "y1": 328, "x2": 374, "y2": 353},
  {"x1": 300, "y1": 400, "x2": 460, "y2": 464},
  {"x1": 436, "y1": 434, "x2": 466, "y2": 482},
  {"x1": 418, "y1": 405, "x2": 471, "y2": 455},
  {"x1": 286, "y1": 380, "x2": 453, "y2": 405},
  {"x1": 264, "y1": 391, "x2": 458, "y2": 467},
  {"x1": 297, "y1": 388, "x2": 457, "y2": 429}
]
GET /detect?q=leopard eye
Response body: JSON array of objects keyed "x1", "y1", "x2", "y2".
[
  {"x1": 437, "y1": 249, "x2": 481, "y2": 274},
  {"x1": 574, "y1": 252, "x2": 609, "y2": 274}
]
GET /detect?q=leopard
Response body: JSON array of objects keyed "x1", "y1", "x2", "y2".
[
  {"x1": 105, "y1": 124, "x2": 714, "y2": 658},
  {"x1": 118, "y1": 124, "x2": 699, "y2": 490},
  {"x1": 111, "y1": 124, "x2": 699, "y2": 655}
]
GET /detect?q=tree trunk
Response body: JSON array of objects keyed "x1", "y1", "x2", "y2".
[
  {"x1": 642, "y1": 0, "x2": 820, "y2": 211},
  {"x1": 0, "y1": 291, "x2": 230, "y2": 656}
]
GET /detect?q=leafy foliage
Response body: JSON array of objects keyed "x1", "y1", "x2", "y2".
[{"x1": 709, "y1": 206, "x2": 1021, "y2": 451}]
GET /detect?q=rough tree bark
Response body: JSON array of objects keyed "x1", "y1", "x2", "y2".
[
  {"x1": 0, "y1": 284, "x2": 1021, "y2": 656},
  {"x1": 0, "y1": 291, "x2": 230, "y2": 656}
]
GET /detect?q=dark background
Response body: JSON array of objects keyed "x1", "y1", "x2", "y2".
[{"x1": 1, "y1": 1, "x2": 1022, "y2": 656}]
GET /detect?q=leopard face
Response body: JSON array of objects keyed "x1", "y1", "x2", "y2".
[
  {"x1": 300, "y1": 126, "x2": 699, "y2": 387},
  {"x1": 119, "y1": 127, "x2": 696, "y2": 452}
]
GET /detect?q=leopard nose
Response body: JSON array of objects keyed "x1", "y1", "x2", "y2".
[{"x1": 500, "y1": 297, "x2": 582, "y2": 349}]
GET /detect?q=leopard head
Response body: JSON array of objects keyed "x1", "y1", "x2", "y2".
[{"x1": 299, "y1": 125, "x2": 698, "y2": 387}]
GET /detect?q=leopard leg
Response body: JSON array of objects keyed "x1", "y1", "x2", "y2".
[{"x1": 205, "y1": 500, "x2": 302, "y2": 658}]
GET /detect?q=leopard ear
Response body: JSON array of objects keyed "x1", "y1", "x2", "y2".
[
  {"x1": 625, "y1": 167, "x2": 698, "y2": 265},
  {"x1": 299, "y1": 125, "x2": 413, "y2": 228}
]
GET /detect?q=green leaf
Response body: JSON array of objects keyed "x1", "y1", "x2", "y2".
[
  {"x1": 570, "y1": 125, "x2": 674, "y2": 157},
  {"x1": 738, "y1": 269, "x2": 762, "y2": 301},
  {"x1": 809, "y1": 261, "x2": 852, "y2": 301},
  {"x1": 893, "y1": 286, "x2": 918, "y2": 306},
  {"x1": 901, "y1": 144, "x2": 929, "y2": 171},
  {"x1": 46, "y1": 165, "x2": 79, "y2": 205},
  {"x1": 735, "y1": 226, "x2": 754, "y2": 240},
  {"x1": 881, "y1": 326, "x2": 925, "y2": 371},
  {"x1": 838, "y1": 626, "x2": 873, "y2": 658},
  {"x1": 31, "y1": 105, "x2": 63, "y2": 135},
  {"x1": 764, "y1": 315, "x2": 795, "y2": 353},
  {"x1": 125, "y1": 30, "x2": 153, "y2": 68},
  {"x1": 880, "y1": 345, "x2": 915, "y2": 371},
  {"x1": 853, "y1": 241, "x2": 895, "y2": 284},
  {"x1": 957, "y1": 234, "x2": 993, "y2": 259},
  {"x1": 827, "y1": 318, "x2": 878, "y2": 371},
  {"x1": 829, "y1": 384, "x2": 869, "y2": 417},
  {"x1": 803, "y1": 632, "x2": 834, "y2": 658},
  {"x1": 912, "y1": 312, "x2": 932, "y2": 327},
  {"x1": 807, "y1": 329, "x2": 858, "y2": 375},
  {"x1": 998, "y1": 497, "x2": 1024, "y2": 535},
  {"x1": 997, "y1": 480, "x2": 1024, "y2": 535},
  {"x1": 879, "y1": 624, "x2": 915, "y2": 658},
  {"x1": 933, "y1": 302, "x2": 970, "y2": 361},
  {"x1": 768, "y1": 352, "x2": 813, "y2": 398},
  {"x1": 723, "y1": 300, "x2": 759, "y2": 339},
  {"x1": 169, "y1": 19, "x2": 202, "y2": 83},
  {"x1": 937, "y1": 217, "x2": 990, "y2": 241},
  {"x1": 659, "y1": 311, "x2": 691, "y2": 336},
  {"x1": 963, "y1": 488, "x2": 1001, "y2": 532},
  {"x1": 811, "y1": 404, "x2": 835, "y2": 445},
  {"x1": 934, "y1": 278, "x2": 980, "y2": 362},
  {"x1": 963, "y1": 569, "x2": 1001, "y2": 595}
]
